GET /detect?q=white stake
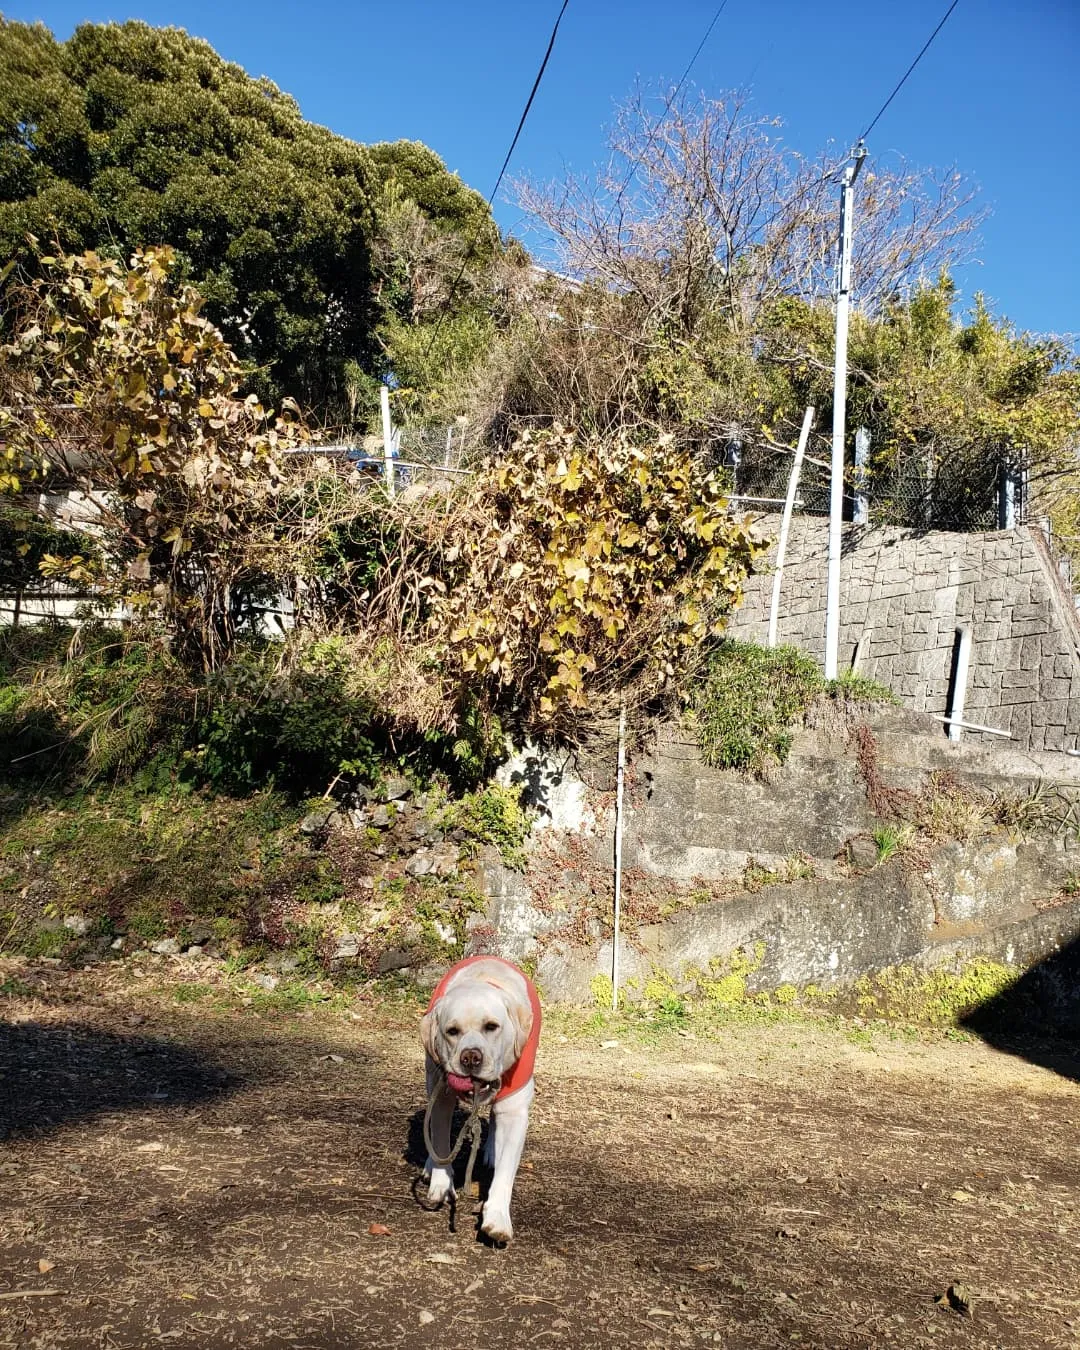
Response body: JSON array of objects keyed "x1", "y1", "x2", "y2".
[
  {"x1": 948, "y1": 626, "x2": 973, "y2": 743},
  {"x1": 612, "y1": 703, "x2": 627, "y2": 1012},
  {"x1": 380, "y1": 384, "x2": 395, "y2": 500},
  {"x1": 767, "y1": 406, "x2": 815, "y2": 648}
]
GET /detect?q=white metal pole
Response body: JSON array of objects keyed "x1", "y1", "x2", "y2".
[
  {"x1": 824, "y1": 146, "x2": 865, "y2": 679},
  {"x1": 767, "y1": 406, "x2": 815, "y2": 649},
  {"x1": 948, "y1": 626, "x2": 972, "y2": 743},
  {"x1": 611, "y1": 703, "x2": 627, "y2": 1013},
  {"x1": 380, "y1": 384, "x2": 395, "y2": 500},
  {"x1": 1001, "y1": 467, "x2": 1016, "y2": 529},
  {"x1": 854, "y1": 426, "x2": 870, "y2": 527}
]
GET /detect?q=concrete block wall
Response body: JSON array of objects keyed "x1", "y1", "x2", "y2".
[{"x1": 726, "y1": 519, "x2": 1080, "y2": 753}]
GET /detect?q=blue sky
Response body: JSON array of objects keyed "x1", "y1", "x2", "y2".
[{"x1": 6, "y1": 0, "x2": 1078, "y2": 339}]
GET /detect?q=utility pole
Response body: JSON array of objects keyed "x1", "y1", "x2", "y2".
[{"x1": 824, "y1": 142, "x2": 868, "y2": 680}]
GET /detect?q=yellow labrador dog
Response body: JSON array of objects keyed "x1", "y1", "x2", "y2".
[{"x1": 421, "y1": 956, "x2": 541, "y2": 1243}]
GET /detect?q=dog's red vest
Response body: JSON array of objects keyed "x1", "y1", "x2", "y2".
[{"x1": 427, "y1": 955, "x2": 542, "y2": 1102}]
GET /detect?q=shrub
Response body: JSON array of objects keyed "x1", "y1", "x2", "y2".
[
  {"x1": 690, "y1": 641, "x2": 822, "y2": 773},
  {"x1": 0, "y1": 623, "x2": 192, "y2": 784},
  {"x1": 690, "y1": 640, "x2": 894, "y2": 776},
  {"x1": 352, "y1": 426, "x2": 768, "y2": 745}
]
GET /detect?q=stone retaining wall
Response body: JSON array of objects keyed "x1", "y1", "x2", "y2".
[{"x1": 725, "y1": 520, "x2": 1080, "y2": 753}]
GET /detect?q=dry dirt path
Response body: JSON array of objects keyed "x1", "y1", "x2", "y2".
[{"x1": 1, "y1": 960, "x2": 1078, "y2": 1350}]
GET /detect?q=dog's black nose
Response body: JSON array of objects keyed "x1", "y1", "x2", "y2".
[{"x1": 459, "y1": 1047, "x2": 482, "y2": 1074}]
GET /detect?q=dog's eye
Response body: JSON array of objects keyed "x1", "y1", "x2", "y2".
[
  {"x1": 446, "y1": 1026, "x2": 461, "y2": 1038},
  {"x1": 483, "y1": 1021, "x2": 500, "y2": 1033}
]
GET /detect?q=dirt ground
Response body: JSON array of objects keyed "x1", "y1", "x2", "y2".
[{"x1": 1, "y1": 959, "x2": 1078, "y2": 1350}]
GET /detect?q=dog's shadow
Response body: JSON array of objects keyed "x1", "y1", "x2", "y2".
[{"x1": 404, "y1": 1108, "x2": 503, "y2": 1243}]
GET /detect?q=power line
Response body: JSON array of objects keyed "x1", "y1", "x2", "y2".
[
  {"x1": 745, "y1": 1, "x2": 962, "y2": 260},
  {"x1": 421, "y1": 0, "x2": 569, "y2": 358},
  {"x1": 859, "y1": 0, "x2": 961, "y2": 142},
  {"x1": 488, "y1": 0, "x2": 570, "y2": 208},
  {"x1": 603, "y1": 1, "x2": 731, "y2": 228}
]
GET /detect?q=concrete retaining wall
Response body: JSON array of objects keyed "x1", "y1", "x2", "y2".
[{"x1": 475, "y1": 710, "x2": 1080, "y2": 1003}]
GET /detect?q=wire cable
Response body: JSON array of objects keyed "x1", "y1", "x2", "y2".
[
  {"x1": 743, "y1": 0, "x2": 962, "y2": 259},
  {"x1": 421, "y1": 0, "x2": 569, "y2": 358},
  {"x1": 488, "y1": 0, "x2": 570, "y2": 209},
  {"x1": 859, "y1": 0, "x2": 961, "y2": 142},
  {"x1": 602, "y1": 1, "x2": 731, "y2": 228}
]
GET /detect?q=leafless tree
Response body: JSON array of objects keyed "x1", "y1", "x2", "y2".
[{"x1": 516, "y1": 87, "x2": 984, "y2": 333}]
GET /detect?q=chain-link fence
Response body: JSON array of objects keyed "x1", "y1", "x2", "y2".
[{"x1": 729, "y1": 443, "x2": 1015, "y2": 533}]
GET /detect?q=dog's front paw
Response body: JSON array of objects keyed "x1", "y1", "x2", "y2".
[
  {"x1": 425, "y1": 1167, "x2": 455, "y2": 1207},
  {"x1": 480, "y1": 1201, "x2": 513, "y2": 1244}
]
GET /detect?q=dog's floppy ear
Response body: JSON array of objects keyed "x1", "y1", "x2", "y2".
[
  {"x1": 420, "y1": 1007, "x2": 439, "y2": 1061},
  {"x1": 506, "y1": 992, "x2": 533, "y2": 1062}
]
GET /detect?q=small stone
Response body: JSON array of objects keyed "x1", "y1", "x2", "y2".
[
  {"x1": 847, "y1": 835, "x2": 880, "y2": 870},
  {"x1": 405, "y1": 849, "x2": 434, "y2": 878},
  {"x1": 151, "y1": 938, "x2": 181, "y2": 956},
  {"x1": 355, "y1": 876, "x2": 375, "y2": 891},
  {"x1": 334, "y1": 933, "x2": 361, "y2": 960},
  {"x1": 110, "y1": 937, "x2": 125, "y2": 950},
  {"x1": 300, "y1": 807, "x2": 338, "y2": 835},
  {"x1": 348, "y1": 809, "x2": 368, "y2": 831},
  {"x1": 251, "y1": 972, "x2": 279, "y2": 991},
  {"x1": 369, "y1": 805, "x2": 394, "y2": 830},
  {"x1": 432, "y1": 920, "x2": 455, "y2": 944},
  {"x1": 377, "y1": 947, "x2": 419, "y2": 973},
  {"x1": 185, "y1": 945, "x2": 204, "y2": 957},
  {"x1": 63, "y1": 914, "x2": 91, "y2": 936},
  {"x1": 381, "y1": 775, "x2": 410, "y2": 803},
  {"x1": 430, "y1": 843, "x2": 461, "y2": 878},
  {"x1": 267, "y1": 952, "x2": 302, "y2": 974}
]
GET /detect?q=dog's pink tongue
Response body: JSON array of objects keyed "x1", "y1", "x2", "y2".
[{"x1": 446, "y1": 1072, "x2": 475, "y2": 1095}]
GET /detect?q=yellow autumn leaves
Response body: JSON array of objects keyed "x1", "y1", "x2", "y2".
[{"x1": 431, "y1": 427, "x2": 766, "y2": 723}]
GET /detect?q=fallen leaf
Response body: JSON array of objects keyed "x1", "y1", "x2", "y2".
[
  {"x1": 600, "y1": 1040, "x2": 620, "y2": 1049},
  {"x1": 367, "y1": 1223, "x2": 391, "y2": 1237},
  {"x1": 688, "y1": 1262, "x2": 717, "y2": 1273},
  {"x1": 464, "y1": 1279, "x2": 482, "y2": 1296},
  {"x1": 37, "y1": 1260, "x2": 55, "y2": 1274},
  {"x1": 418, "y1": 1310, "x2": 435, "y2": 1326},
  {"x1": 134, "y1": 1142, "x2": 165, "y2": 1153},
  {"x1": 647, "y1": 1308, "x2": 675, "y2": 1317},
  {"x1": 427, "y1": 1252, "x2": 455, "y2": 1265},
  {"x1": 950, "y1": 1189, "x2": 976, "y2": 1203}
]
